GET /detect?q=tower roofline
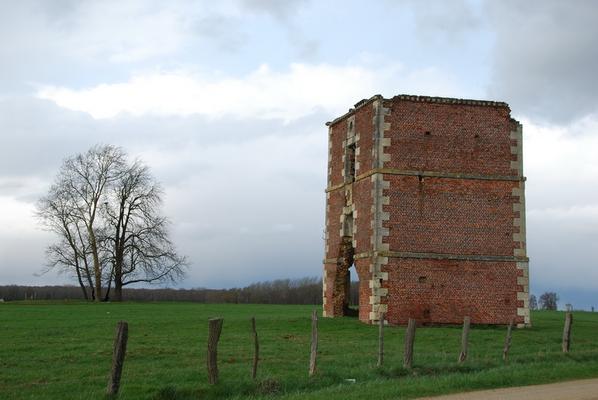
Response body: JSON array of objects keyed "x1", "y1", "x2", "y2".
[{"x1": 326, "y1": 94, "x2": 513, "y2": 127}]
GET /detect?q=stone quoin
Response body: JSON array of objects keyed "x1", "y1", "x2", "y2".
[{"x1": 322, "y1": 94, "x2": 530, "y2": 327}]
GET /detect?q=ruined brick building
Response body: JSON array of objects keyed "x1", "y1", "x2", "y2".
[{"x1": 322, "y1": 95, "x2": 530, "y2": 327}]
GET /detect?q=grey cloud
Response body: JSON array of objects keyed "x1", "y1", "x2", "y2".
[
  {"x1": 193, "y1": 15, "x2": 249, "y2": 52},
  {"x1": 0, "y1": 96, "x2": 328, "y2": 288},
  {"x1": 287, "y1": 28, "x2": 320, "y2": 61},
  {"x1": 401, "y1": 0, "x2": 481, "y2": 42},
  {"x1": 396, "y1": 0, "x2": 598, "y2": 124},
  {"x1": 0, "y1": 181, "x2": 25, "y2": 194},
  {"x1": 240, "y1": 0, "x2": 319, "y2": 60},
  {"x1": 0, "y1": 96, "x2": 326, "y2": 178},
  {"x1": 0, "y1": 97, "x2": 93, "y2": 177},
  {"x1": 0, "y1": 1, "x2": 250, "y2": 93},
  {"x1": 528, "y1": 208, "x2": 598, "y2": 293},
  {"x1": 241, "y1": 0, "x2": 308, "y2": 21},
  {"x1": 486, "y1": 0, "x2": 598, "y2": 124}
]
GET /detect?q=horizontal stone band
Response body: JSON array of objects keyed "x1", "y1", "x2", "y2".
[
  {"x1": 323, "y1": 250, "x2": 529, "y2": 264},
  {"x1": 325, "y1": 168, "x2": 525, "y2": 192}
]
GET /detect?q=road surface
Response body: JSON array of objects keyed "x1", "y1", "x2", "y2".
[{"x1": 417, "y1": 378, "x2": 598, "y2": 400}]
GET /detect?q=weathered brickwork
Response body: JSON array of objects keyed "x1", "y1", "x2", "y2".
[
  {"x1": 384, "y1": 259, "x2": 521, "y2": 325},
  {"x1": 323, "y1": 94, "x2": 530, "y2": 327},
  {"x1": 386, "y1": 99, "x2": 513, "y2": 176},
  {"x1": 383, "y1": 176, "x2": 518, "y2": 256}
]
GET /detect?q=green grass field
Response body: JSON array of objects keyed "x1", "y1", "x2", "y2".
[{"x1": 1, "y1": 302, "x2": 598, "y2": 399}]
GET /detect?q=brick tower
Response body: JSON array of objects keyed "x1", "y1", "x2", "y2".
[{"x1": 322, "y1": 94, "x2": 530, "y2": 327}]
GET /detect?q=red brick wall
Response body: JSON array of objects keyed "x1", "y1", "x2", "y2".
[
  {"x1": 353, "y1": 178, "x2": 372, "y2": 255},
  {"x1": 325, "y1": 190, "x2": 344, "y2": 260},
  {"x1": 354, "y1": 102, "x2": 375, "y2": 174},
  {"x1": 382, "y1": 175, "x2": 518, "y2": 256},
  {"x1": 324, "y1": 149, "x2": 373, "y2": 259},
  {"x1": 383, "y1": 259, "x2": 523, "y2": 325},
  {"x1": 327, "y1": 122, "x2": 345, "y2": 188},
  {"x1": 385, "y1": 100, "x2": 513, "y2": 176},
  {"x1": 355, "y1": 258, "x2": 372, "y2": 322},
  {"x1": 325, "y1": 103, "x2": 376, "y2": 320},
  {"x1": 323, "y1": 262, "x2": 337, "y2": 316},
  {"x1": 326, "y1": 100, "x2": 376, "y2": 189},
  {"x1": 324, "y1": 96, "x2": 526, "y2": 326}
]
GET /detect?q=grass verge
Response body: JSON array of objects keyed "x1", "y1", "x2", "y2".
[{"x1": 1, "y1": 302, "x2": 597, "y2": 399}]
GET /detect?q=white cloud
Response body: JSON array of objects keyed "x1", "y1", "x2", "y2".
[
  {"x1": 0, "y1": 196, "x2": 53, "y2": 285},
  {"x1": 523, "y1": 115, "x2": 598, "y2": 210},
  {"x1": 37, "y1": 63, "x2": 462, "y2": 121},
  {"x1": 0, "y1": 1, "x2": 246, "y2": 66},
  {"x1": 486, "y1": 0, "x2": 598, "y2": 123},
  {"x1": 0, "y1": 196, "x2": 38, "y2": 235},
  {"x1": 522, "y1": 115, "x2": 598, "y2": 292},
  {"x1": 65, "y1": 1, "x2": 190, "y2": 63}
]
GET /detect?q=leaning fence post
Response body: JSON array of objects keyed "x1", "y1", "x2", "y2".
[
  {"x1": 403, "y1": 318, "x2": 416, "y2": 369},
  {"x1": 458, "y1": 316, "x2": 471, "y2": 363},
  {"x1": 377, "y1": 312, "x2": 385, "y2": 367},
  {"x1": 107, "y1": 321, "x2": 128, "y2": 396},
  {"x1": 309, "y1": 309, "x2": 318, "y2": 376},
  {"x1": 503, "y1": 319, "x2": 514, "y2": 362},
  {"x1": 562, "y1": 312, "x2": 573, "y2": 353},
  {"x1": 250, "y1": 317, "x2": 259, "y2": 380},
  {"x1": 207, "y1": 318, "x2": 224, "y2": 384}
]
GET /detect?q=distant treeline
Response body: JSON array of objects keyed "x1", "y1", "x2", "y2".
[{"x1": 0, "y1": 277, "x2": 359, "y2": 305}]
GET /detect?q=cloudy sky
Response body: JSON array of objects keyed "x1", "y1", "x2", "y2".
[{"x1": 1, "y1": 0, "x2": 597, "y2": 309}]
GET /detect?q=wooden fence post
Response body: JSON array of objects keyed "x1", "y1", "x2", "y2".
[
  {"x1": 502, "y1": 319, "x2": 514, "y2": 362},
  {"x1": 403, "y1": 318, "x2": 416, "y2": 369},
  {"x1": 458, "y1": 316, "x2": 471, "y2": 363},
  {"x1": 107, "y1": 321, "x2": 128, "y2": 396},
  {"x1": 207, "y1": 318, "x2": 223, "y2": 384},
  {"x1": 562, "y1": 312, "x2": 573, "y2": 353},
  {"x1": 377, "y1": 312, "x2": 385, "y2": 367},
  {"x1": 251, "y1": 317, "x2": 259, "y2": 380},
  {"x1": 309, "y1": 309, "x2": 318, "y2": 376}
]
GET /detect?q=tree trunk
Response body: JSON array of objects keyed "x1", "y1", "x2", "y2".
[
  {"x1": 74, "y1": 264, "x2": 89, "y2": 301},
  {"x1": 83, "y1": 259, "x2": 95, "y2": 301},
  {"x1": 88, "y1": 226, "x2": 102, "y2": 302},
  {"x1": 79, "y1": 283, "x2": 89, "y2": 301},
  {"x1": 458, "y1": 316, "x2": 471, "y2": 363},
  {"x1": 113, "y1": 284, "x2": 122, "y2": 302},
  {"x1": 104, "y1": 279, "x2": 112, "y2": 302},
  {"x1": 107, "y1": 321, "x2": 128, "y2": 396},
  {"x1": 207, "y1": 318, "x2": 223, "y2": 384},
  {"x1": 113, "y1": 245, "x2": 124, "y2": 302},
  {"x1": 403, "y1": 318, "x2": 416, "y2": 369}
]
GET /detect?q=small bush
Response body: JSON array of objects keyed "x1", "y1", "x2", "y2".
[{"x1": 256, "y1": 378, "x2": 282, "y2": 395}]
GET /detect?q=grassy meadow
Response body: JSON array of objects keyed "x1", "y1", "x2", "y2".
[{"x1": 1, "y1": 302, "x2": 598, "y2": 399}]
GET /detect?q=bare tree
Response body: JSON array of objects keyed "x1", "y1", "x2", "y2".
[
  {"x1": 37, "y1": 184, "x2": 96, "y2": 300},
  {"x1": 37, "y1": 145, "x2": 186, "y2": 301},
  {"x1": 529, "y1": 294, "x2": 538, "y2": 311},
  {"x1": 539, "y1": 292, "x2": 559, "y2": 310},
  {"x1": 102, "y1": 160, "x2": 186, "y2": 301},
  {"x1": 56, "y1": 145, "x2": 125, "y2": 301}
]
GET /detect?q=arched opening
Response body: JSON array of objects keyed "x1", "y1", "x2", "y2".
[
  {"x1": 330, "y1": 210, "x2": 363, "y2": 318},
  {"x1": 332, "y1": 235, "x2": 353, "y2": 317}
]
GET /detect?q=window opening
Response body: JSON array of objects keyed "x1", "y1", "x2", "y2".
[
  {"x1": 343, "y1": 212, "x2": 354, "y2": 237},
  {"x1": 346, "y1": 143, "x2": 356, "y2": 183}
]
